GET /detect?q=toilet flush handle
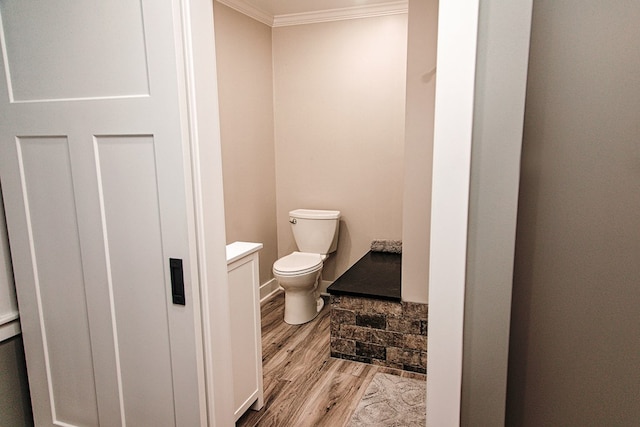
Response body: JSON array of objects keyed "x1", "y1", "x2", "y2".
[{"x1": 289, "y1": 218, "x2": 297, "y2": 224}]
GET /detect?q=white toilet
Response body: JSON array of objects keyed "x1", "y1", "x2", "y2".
[{"x1": 273, "y1": 209, "x2": 341, "y2": 325}]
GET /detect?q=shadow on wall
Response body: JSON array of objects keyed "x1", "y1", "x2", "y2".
[{"x1": 323, "y1": 219, "x2": 352, "y2": 281}]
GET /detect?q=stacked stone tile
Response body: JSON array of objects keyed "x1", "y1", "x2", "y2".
[{"x1": 330, "y1": 295, "x2": 428, "y2": 373}]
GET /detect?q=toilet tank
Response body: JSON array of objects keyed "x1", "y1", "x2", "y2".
[{"x1": 289, "y1": 209, "x2": 341, "y2": 255}]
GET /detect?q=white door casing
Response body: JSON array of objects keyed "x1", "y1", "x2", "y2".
[{"x1": 0, "y1": 1, "x2": 207, "y2": 425}]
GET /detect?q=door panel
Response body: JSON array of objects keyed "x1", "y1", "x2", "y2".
[
  {"x1": 96, "y1": 136, "x2": 175, "y2": 426},
  {"x1": 18, "y1": 136, "x2": 99, "y2": 426},
  {"x1": 0, "y1": 0, "x2": 149, "y2": 102}
]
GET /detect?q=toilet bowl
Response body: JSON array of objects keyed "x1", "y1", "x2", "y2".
[
  {"x1": 272, "y1": 209, "x2": 340, "y2": 325},
  {"x1": 273, "y1": 252, "x2": 324, "y2": 325},
  {"x1": 273, "y1": 252, "x2": 324, "y2": 324}
]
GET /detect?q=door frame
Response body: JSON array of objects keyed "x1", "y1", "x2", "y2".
[
  {"x1": 427, "y1": 0, "x2": 533, "y2": 424},
  {"x1": 186, "y1": 0, "x2": 535, "y2": 424},
  {"x1": 176, "y1": 0, "x2": 235, "y2": 426}
]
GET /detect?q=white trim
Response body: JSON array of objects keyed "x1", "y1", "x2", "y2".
[
  {"x1": 0, "y1": 313, "x2": 20, "y2": 342},
  {"x1": 273, "y1": 1, "x2": 408, "y2": 27},
  {"x1": 181, "y1": 0, "x2": 235, "y2": 425},
  {"x1": 461, "y1": 1, "x2": 533, "y2": 424},
  {"x1": 176, "y1": 1, "x2": 210, "y2": 424},
  {"x1": 426, "y1": 0, "x2": 479, "y2": 425},
  {"x1": 214, "y1": 0, "x2": 407, "y2": 27},
  {"x1": 215, "y1": 0, "x2": 273, "y2": 26},
  {"x1": 260, "y1": 285, "x2": 282, "y2": 304},
  {"x1": 259, "y1": 278, "x2": 280, "y2": 302},
  {"x1": 8, "y1": 94, "x2": 150, "y2": 105},
  {"x1": 0, "y1": 310, "x2": 18, "y2": 325}
]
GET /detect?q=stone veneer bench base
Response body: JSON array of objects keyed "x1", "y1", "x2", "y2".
[{"x1": 327, "y1": 252, "x2": 428, "y2": 373}]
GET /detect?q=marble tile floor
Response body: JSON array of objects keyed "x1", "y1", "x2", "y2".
[{"x1": 236, "y1": 291, "x2": 426, "y2": 427}]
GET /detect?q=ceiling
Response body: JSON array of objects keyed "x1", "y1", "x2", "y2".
[{"x1": 239, "y1": 0, "x2": 402, "y2": 17}]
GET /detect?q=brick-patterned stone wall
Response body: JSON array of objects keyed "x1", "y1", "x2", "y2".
[{"x1": 330, "y1": 295, "x2": 428, "y2": 373}]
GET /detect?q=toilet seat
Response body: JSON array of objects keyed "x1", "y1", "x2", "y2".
[{"x1": 273, "y1": 252, "x2": 323, "y2": 276}]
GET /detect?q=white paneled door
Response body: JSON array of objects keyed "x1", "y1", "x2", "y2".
[{"x1": 0, "y1": 1, "x2": 204, "y2": 425}]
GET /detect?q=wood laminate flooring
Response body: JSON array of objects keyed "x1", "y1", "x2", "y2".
[{"x1": 236, "y1": 291, "x2": 426, "y2": 427}]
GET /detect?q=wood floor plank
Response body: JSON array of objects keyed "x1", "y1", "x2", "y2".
[
  {"x1": 278, "y1": 318, "x2": 330, "y2": 381},
  {"x1": 262, "y1": 311, "x2": 329, "y2": 380},
  {"x1": 236, "y1": 291, "x2": 425, "y2": 427},
  {"x1": 292, "y1": 360, "x2": 378, "y2": 427},
  {"x1": 253, "y1": 365, "x2": 328, "y2": 425},
  {"x1": 237, "y1": 374, "x2": 291, "y2": 427}
]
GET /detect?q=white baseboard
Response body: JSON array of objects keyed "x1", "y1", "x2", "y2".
[
  {"x1": 260, "y1": 278, "x2": 281, "y2": 303},
  {"x1": 0, "y1": 314, "x2": 21, "y2": 342}
]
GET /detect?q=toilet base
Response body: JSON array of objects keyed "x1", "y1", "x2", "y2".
[{"x1": 284, "y1": 290, "x2": 322, "y2": 325}]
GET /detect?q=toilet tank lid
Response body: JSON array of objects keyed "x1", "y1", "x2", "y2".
[{"x1": 290, "y1": 209, "x2": 341, "y2": 220}]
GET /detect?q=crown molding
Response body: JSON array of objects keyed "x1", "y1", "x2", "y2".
[
  {"x1": 273, "y1": 1, "x2": 408, "y2": 27},
  {"x1": 216, "y1": 0, "x2": 274, "y2": 26},
  {"x1": 215, "y1": 0, "x2": 408, "y2": 28}
]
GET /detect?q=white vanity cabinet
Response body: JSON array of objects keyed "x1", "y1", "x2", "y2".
[{"x1": 226, "y1": 242, "x2": 265, "y2": 421}]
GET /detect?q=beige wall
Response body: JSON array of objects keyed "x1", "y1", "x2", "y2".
[
  {"x1": 272, "y1": 15, "x2": 408, "y2": 281},
  {"x1": 401, "y1": 0, "x2": 437, "y2": 304},
  {"x1": 213, "y1": 2, "x2": 278, "y2": 285},
  {"x1": 507, "y1": 1, "x2": 640, "y2": 424}
]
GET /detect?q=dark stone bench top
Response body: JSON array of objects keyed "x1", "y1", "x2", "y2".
[{"x1": 327, "y1": 251, "x2": 401, "y2": 301}]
